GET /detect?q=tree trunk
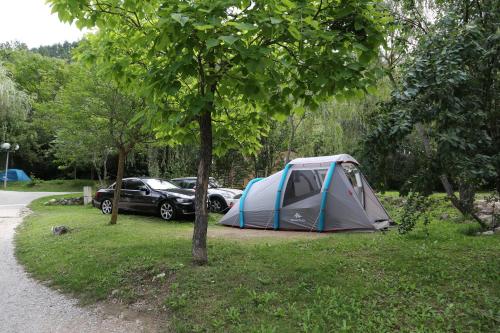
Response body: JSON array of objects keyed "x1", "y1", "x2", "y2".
[
  {"x1": 192, "y1": 110, "x2": 212, "y2": 265},
  {"x1": 458, "y1": 182, "x2": 475, "y2": 214},
  {"x1": 110, "y1": 147, "x2": 127, "y2": 225},
  {"x1": 285, "y1": 114, "x2": 305, "y2": 165},
  {"x1": 91, "y1": 153, "x2": 101, "y2": 185},
  {"x1": 148, "y1": 146, "x2": 160, "y2": 178},
  {"x1": 103, "y1": 150, "x2": 109, "y2": 184},
  {"x1": 93, "y1": 157, "x2": 103, "y2": 187},
  {"x1": 96, "y1": 166, "x2": 102, "y2": 186},
  {"x1": 416, "y1": 124, "x2": 486, "y2": 228},
  {"x1": 285, "y1": 116, "x2": 295, "y2": 165},
  {"x1": 439, "y1": 175, "x2": 486, "y2": 227}
]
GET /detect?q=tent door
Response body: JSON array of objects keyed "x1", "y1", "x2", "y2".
[
  {"x1": 341, "y1": 163, "x2": 365, "y2": 208},
  {"x1": 279, "y1": 168, "x2": 327, "y2": 230}
]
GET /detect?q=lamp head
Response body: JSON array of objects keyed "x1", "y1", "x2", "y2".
[
  {"x1": 1, "y1": 142, "x2": 11, "y2": 150},
  {"x1": 14, "y1": 144, "x2": 19, "y2": 151}
]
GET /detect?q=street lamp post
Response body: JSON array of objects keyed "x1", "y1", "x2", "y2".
[{"x1": 1, "y1": 142, "x2": 20, "y2": 189}]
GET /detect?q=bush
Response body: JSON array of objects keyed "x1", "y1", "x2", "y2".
[
  {"x1": 398, "y1": 192, "x2": 434, "y2": 235},
  {"x1": 27, "y1": 174, "x2": 44, "y2": 187}
]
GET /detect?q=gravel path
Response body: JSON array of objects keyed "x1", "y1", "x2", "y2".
[{"x1": 0, "y1": 191, "x2": 147, "y2": 333}]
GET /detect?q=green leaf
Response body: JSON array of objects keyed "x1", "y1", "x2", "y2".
[
  {"x1": 227, "y1": 22, "x2": 257, "y2": 31},
  {"x1": 281, "y1": 0, "x2": 297, "y2": 9},
  {"x1": 354, "y1": 43, "x2": 369, "y2": 51},
  {"x1": 219, "y1": 35, "x2": 239, "y2": 45},
  {"x1": 206, "y1": 38, "x2": 220, "y2": 49},
  {"x1": 288, "y1": 26, "x2": 301, "y2": 40},
  {"x1": 359, "y1": 52, "x2": 373, "y2": 65},
  {"x1": 194, "y1": 24, "x2": 214, "y2": 31},
  {"x1": 171, "y1": 13, "x2": 189, "y2": 27},
  {"x1": 273, "y1": 112, "x2": 288, "y2": 122},
  {"x1": 292, "y1": 106, "x2": 305, "y2": 116},
  {"x1": 270, "y1": 17, "x2": 282, "y2": 25},
  {"x1": 303, "y1": 16, "x2": 319, "y2": 29},
  {"x1": 354, "y1": 18, "x2": 364, "y2": 31},
  {"x1": 366, "y1": 85, "x2": 378, "y2": 95},
  {"x1": 335, "y1": 7, "x2": 354, "y2": 19}
]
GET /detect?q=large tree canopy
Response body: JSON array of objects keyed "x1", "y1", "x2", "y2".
[
  {"x1": 49, "y1": 0, "x2": 388, "y2": 263},
  {"x1": 363, "y1": 0, "x2": 499, "y2": 228}
]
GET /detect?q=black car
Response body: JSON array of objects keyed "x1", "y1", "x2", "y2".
[{"x1": 93, "y1": 178, "x2": 195, "y2": 221}]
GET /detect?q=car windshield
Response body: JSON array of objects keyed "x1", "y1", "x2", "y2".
[
  {"x1": 209, "y1": 179, "x2": 222, "y2": 188},
  {"x1": 145, "y1": 179, "x2": 178, "y2": 190}
]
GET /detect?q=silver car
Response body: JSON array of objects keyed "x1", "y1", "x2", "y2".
[{"x1": 170, "y1": 177, "x2": 243, "y2": 213}]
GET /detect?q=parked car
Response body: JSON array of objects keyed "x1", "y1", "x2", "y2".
[
  {"x1": 170, "y1": 177, "x2": 243, "y2": 213},
  {"x1": 93, "y1": 178, "x2": 195, "y2": 221}
]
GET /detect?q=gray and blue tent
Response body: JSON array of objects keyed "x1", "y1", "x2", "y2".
[
  {"x1": 220, "y1": 154, "x2": 391, "y2": 232},
  {"x1": 0, "y1": 169, "x2": 31, "y2": 182}
]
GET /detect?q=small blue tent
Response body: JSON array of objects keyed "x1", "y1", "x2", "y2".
[{"x1": 0, "y1": 169, "x2": 31, "y2": 182}]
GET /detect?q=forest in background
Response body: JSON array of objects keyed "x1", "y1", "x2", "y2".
[
  {"x1": 1, "y1": 0, "x2": 498, "y2": 200},
  {"x1": 0, "y1": 40, "x2": 387, "y2": 187}
]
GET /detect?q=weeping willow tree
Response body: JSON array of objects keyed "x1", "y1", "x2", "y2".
[
  {"x1": 0, "y1": 64, "x2": 29, "y2": 142},
  {"x1": 293, "y1": 87, "x2": 391, "y2": 158}
]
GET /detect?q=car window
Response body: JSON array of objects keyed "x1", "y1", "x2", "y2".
[
  {"x1": 126, "y1": 179, "x2": 146, "y2": 190},
  {"x1": 170, "y1": 180, "x2": 181, "y2": 187},
  {"x1": 145, "y1": 179, "x2": 179, "y2": 190},
  {"x1": 185, "y1": 181, "x2": 196, "y2": 189},
  {"x1": 209, "y1": 178, "x2": 222, "y2": 188},
  {"x1": 121, "y1": 180, "x2": 131, "y2": 189}
]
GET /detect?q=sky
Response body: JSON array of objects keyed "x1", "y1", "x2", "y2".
[{"x1": 0, "y1": 0, "x2": 86, "y2": 48}]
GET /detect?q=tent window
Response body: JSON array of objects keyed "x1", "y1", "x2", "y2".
[
  {"x1": 316, "y1": 169, "x2": 328, "y2": 184},
  {"x1": 341, "y1": 163, "x2": 365, "y2": 207},
  {"x1": 283, "y1": 170, "x2": 322, "y2": 206}
]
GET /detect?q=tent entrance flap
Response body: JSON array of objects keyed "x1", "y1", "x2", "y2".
[
  {"x1": 279, "y1": 167, "x2": 329, "y2": 231},
  {"x1": 324, "y1": 165, "x2": 373, "y2": 230}
]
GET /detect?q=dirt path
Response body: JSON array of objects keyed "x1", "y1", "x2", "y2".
[
  {"x1": 208, "y1": 226, "x2": 328, "y2": 240},
  {"x1": 0, "y1": 191, "x2": 150, "y2": 333}
]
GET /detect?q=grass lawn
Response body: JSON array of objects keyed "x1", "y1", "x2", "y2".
[
  {"x1": 4, "y1": 179, "x2": 97, "y2": 192},
  {"x1": 15, "y1": 194, "x2": 500, "y2": 332}
]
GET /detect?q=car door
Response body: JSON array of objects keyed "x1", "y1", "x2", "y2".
[
  {"x1": 126, "y1": 179, "x2": 156, "y2": 212},
  {"x1": 120, "y1": 179, "x2": 135, "y2": 210}
]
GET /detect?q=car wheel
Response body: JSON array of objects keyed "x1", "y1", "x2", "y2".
[
  {"x1": 160, "y1": 201, "x2": 176, "y2": 221},
  {"x1": 101, "y1": 199, "x2": 113, "y2": 214},
  {"x1": 209, "y1": 197, "x2": 227, "y2": 213}
]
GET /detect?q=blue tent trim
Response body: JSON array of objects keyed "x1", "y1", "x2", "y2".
[
  {"x1": 0, "y1": 169, "x2": 31, "y2": 182},
  {"x1": 273, "y1": 163, "x2": 292, "y2": 230},
  {"x1": 318, "y1": 162, "x2": 336, "y2": 232},
  {"x1": 239, "y1": 178, "x2": 263, "y2": 228}
]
